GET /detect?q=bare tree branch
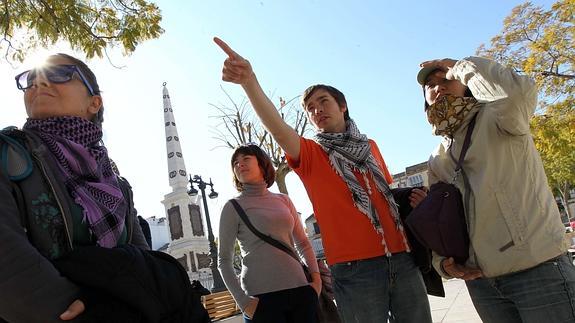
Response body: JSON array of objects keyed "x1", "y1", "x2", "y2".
[
  {"x1": 540, "y1": 71, "x2": 575, "y2": 79},
  {"x1": 209, "y1": 90, "x2": 310, "y2": 194}
]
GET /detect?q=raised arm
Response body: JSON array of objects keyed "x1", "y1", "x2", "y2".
[
  {"x1": 420, "y1": 57, "x2": 537, "y2": 136},
  {"x1": 453, "y1": 57, "x2": 537, "y2": 136},
  {"x1": 214, "y1": 37, "x2": 301, "y2": 160}
]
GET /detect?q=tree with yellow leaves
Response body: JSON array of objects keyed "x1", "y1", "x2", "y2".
[
  {"x1": 0, "y1": 0, "x2": 163, "y2": 63},
  {"x1": 477, "y1": 0, "x2": 574, "y2": 104},
  {"x1": 478, "y1": 0, "x2": 574, "y2": 220},
  {"x1": 531, "y1": 101, "x2": 575, "y2": 220}
]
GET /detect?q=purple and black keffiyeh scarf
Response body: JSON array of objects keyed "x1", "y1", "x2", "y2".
[{"x1": 24, "y1": 116, "x2": 126, "y2": 248}]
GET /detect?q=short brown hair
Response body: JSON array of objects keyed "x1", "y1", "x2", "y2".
[
  {"x1": 302, "y1": 84, "x2": 349, "y2": 120},
  {"x1": 231, "y1": 144, "x2": 276, "y2": 191}
]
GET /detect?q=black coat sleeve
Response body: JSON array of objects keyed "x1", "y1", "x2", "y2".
[
  {"x1": 0, "y1": 169, "x2": 81, "y2": 323},
  {"x1": 138, "y1": 216, "x2": 153, "y2": 249},
  {"x1": 117, "y1": 176, "x2": 150, "y2": 250}
]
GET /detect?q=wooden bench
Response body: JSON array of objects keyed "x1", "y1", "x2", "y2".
[{"x1": 202, "y1": 290, "x2": 241, "y2": 321}]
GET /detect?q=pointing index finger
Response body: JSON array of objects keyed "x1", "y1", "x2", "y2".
[{"x1": 214, "y1": 37, "x2": 238, "y2": 59}]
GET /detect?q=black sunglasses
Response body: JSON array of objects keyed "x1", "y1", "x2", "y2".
[{"x1": 15, "y1": 64, "x2": 96, "y2": 96}]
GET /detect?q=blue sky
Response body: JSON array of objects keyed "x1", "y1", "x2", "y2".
[{"x1": 0, "y1": 0, "x2": 555, "y2": 235}]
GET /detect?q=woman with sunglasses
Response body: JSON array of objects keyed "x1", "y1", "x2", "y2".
[
  {"x1": 0, "y1": 54, "x2": 152, "y2": 322},
  {"x1": 218, "y1": 144, "x2": 321, "y2": 323}
]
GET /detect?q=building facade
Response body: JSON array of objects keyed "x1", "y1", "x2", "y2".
[
  {"x1": 304, "y1": 214, "x2": 325, "y2": 260},
  {"x1": 390, "y1": 161, "x2": 429, "y2": 189},
  {"x1": 146, "y1": 215, "x2": 170, "y2": 251}
]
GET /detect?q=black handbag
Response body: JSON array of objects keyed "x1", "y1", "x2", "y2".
[
  {"x1": 392, "y1": 187, "x2": 445, "y2": 297},
  {"x1": 406, "y1": 114, "x2": 477, "y2": 265},
  {"x1": 229, "y1": 199, "x2": 312, "y2": 282}
]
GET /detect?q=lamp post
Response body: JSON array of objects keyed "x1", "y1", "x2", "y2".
[{"x1": 188, "y1": 174, "x2": 226, "y2": 292}]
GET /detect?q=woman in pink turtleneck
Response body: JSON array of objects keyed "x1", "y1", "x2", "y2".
[{"x1": 218, "y1": 144, "x2": 321, "y2": 323}]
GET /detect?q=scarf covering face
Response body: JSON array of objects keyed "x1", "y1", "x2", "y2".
[
  {"x1": 24, "y1": 116, "x2": 126, "y2": 248},
  {"x1": 426, "y1": 95, "x2": 480, "y2": 137},
  {"x1": 313, "y1": 119, "x2": 409, "y2": 255}
]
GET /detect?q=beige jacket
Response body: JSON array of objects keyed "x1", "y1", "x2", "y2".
[{"x1": 428, "y1": 56, "x2": 569, "y2": 278}]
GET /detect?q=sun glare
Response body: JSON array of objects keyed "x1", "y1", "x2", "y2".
[
  {"x1": 21, "y1": 48, "x2": 53, "y2": 70},
  {"x1": 18, "y1": 41, "x2": 79, "y2": 71}
]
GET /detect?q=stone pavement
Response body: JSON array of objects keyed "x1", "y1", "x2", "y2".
[
  {"x1": 429, "y1": 279, "x2": 481, "y2": 322},
  {"x1": 220, "y1": 278, "x2": 482, "y2": 322}
]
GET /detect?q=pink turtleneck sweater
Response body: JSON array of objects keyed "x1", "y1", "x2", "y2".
[{"x1": 217, "y1": 182, "x2": 319, "y2": 310}]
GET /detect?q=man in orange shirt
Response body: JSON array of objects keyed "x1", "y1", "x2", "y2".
[{"x1": 215, "y1": 37, "x2": 432, "y2": 323}]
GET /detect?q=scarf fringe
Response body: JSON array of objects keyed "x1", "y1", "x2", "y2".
[{"x1": 315, "y1": 119, "x2": 408, "y2": 254}]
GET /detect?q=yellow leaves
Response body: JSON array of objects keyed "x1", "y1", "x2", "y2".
[
  {"x1": 530, "y1": 103, "x2": 575, "y2": 188},
  {"x1": 478, "y1": 0, "x2": 574, "y2": 106},
  {"x1": 523, "y1": 56, "x2": 537, "y2": 73},
  {"x1": 553, "y1": 0, "x2": 575, "y2": 21}
]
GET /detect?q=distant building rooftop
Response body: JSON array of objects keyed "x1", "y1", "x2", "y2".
[{"x1": 158, "y1": 243, "x2": 169, "y2": 252}]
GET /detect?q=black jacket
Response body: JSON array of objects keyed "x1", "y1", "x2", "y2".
[
  {"x1": 392, "y1": 187, "x2": 445, "y2": 297},
  {"x1": 54, "y1": 244, "x2": 210, "y2": 323},
  {"x1": 0, "y1": 128, "x2": 150, "y2": 322}
]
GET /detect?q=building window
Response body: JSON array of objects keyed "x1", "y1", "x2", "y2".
[
  {"x1": 168, "y1": 205, "x2": 184, "y2": 240},
  {"x1": 408, "y1": 174, "x2": 424, "y2": 187},
  {"x1": 313, "y1": 222, "x2": 320, "y2": 234}
]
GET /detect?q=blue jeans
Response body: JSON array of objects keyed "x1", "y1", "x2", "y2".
[
  {"x1": 243, "y1": 285, "x2": 318, "y2": 323},
  {"x1": 466, "y1": 253, "x2": 575, "y2": 323},
  {"x1": 329, "y1": 252, "x2": 432, "y2": 323}
]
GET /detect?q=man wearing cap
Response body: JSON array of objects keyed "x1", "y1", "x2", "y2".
[
  {"x1": 215, "y1": 37, "x2": 433, "y2": 323},
  {"x1": 418, "y1": 56, "x2": 575, "y2": 322}
]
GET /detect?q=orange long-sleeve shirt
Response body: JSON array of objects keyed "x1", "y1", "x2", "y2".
[{"x1": 287, "y1": 137, "x2": 407, "y2": 265}]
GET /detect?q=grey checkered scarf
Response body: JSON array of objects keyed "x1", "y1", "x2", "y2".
[{"x1": 313, "y1": 119, "x2": 408, "y2": 254}]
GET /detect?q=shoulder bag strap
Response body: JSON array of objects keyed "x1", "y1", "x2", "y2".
[
  {"x1": 0, "y1": 130, "x2": 31, "y2": 232},
  {"x1": 0, "y1": 130, "x2": 33, "y2": 181},
  {"x1": 229, "y1": 199, "x2": 302, "y2": 263},
  {"x1": 453, "y1": 112, "x2": 478, "y2": 172},
  {"x1": 448, "y1": 112, "x2": 478, "y2": 185},
  {"x1": 448, "y1": 113, "x2": 478, "y2": 234}
]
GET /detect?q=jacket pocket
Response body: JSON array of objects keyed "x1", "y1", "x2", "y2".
[{"x1": 494, "y1": 190, "x2": 525, "y2": 251}]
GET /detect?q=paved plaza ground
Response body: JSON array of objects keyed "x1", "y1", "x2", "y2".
[
  {"x1": 220, "y1": 278, "x2": 482, "y2": 322},
  {"x1": 429, "y1": 279, "x2": 481, "y2": 322}
]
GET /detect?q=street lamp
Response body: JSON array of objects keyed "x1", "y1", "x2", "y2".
[{"x1": 188, "y1": 174, "x2": 226, "y2": 292}]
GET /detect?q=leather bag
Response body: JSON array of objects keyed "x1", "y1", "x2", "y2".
[{"x1": 406, "y1": 114, "x2": 477, "y2": 264}]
